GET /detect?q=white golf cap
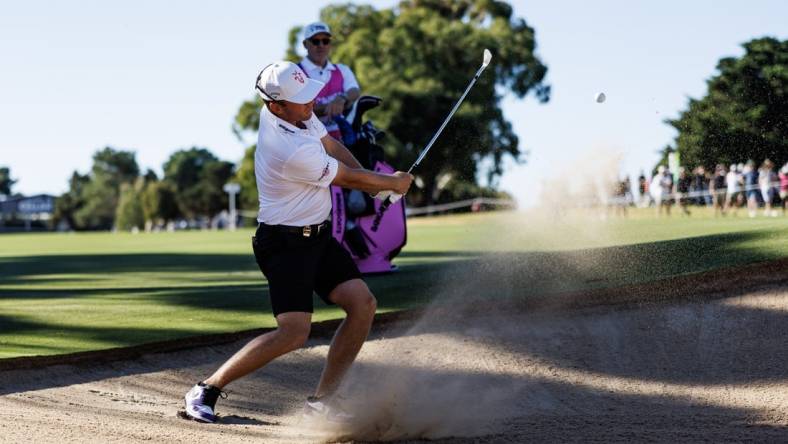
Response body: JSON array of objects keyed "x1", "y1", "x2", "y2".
[
  {"x1": 255, "y1": 61, "x2": 324, "y2": 104},
  {"x1": 303, "y1": 21, "x2": 332, "y2": 40}
]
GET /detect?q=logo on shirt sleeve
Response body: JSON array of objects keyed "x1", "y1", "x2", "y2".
[{"x1": 318, "y1": 162, "x2": 330, "y2": 181}]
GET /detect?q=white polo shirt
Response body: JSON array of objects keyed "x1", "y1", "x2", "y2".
[
  {"x1": 299, "y1": 58, "x2": 359, "y2": 92},
  {"x1": 255, "y1": 106, "x2": 339, "y2": 226}
]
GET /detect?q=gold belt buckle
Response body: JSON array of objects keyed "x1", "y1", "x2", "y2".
[{"x1": 302, "y1": 225, "x2": 312, "y2": 237}]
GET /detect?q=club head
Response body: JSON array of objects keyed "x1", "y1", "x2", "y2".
[{"x1": 482, "y1": 49, "x2": 492, "y2": 67}]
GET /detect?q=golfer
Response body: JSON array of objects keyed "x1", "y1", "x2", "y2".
[{"x1": 184, "y1": 61, "x2": 414, "y2": 423}]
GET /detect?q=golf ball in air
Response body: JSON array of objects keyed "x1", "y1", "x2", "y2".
[{"x1": 595, "y1": 92, "x2": 606, "y2": 103}]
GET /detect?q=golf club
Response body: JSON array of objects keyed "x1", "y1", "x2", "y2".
[{"x1": 371, "y1": 48, "x2": 493, "y2": 232}]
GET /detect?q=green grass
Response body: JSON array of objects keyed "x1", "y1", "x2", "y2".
[{"x1": 1, "y1": 208, "x2": 786, "y2": 359}]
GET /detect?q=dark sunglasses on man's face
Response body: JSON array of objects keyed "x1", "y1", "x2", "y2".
[{"x1": 309, "y1": 37, "x2": 331, "y2": 46}]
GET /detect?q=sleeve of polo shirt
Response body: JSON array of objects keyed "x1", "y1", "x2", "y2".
[
  {"x1": 337, "y1": 64, "x2": 360, "y2": 92},
  {"x1": 283, "y1": 143, "x2": 338, "y2": 188}
]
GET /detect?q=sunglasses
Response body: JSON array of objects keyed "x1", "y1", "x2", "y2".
[{"x1": 309, "y1": 37, "x2": 332, "y2": 46}]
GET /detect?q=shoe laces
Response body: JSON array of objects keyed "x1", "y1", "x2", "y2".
[{"x1": 200, "y1": 383, "x2": 227, "y2": 408}]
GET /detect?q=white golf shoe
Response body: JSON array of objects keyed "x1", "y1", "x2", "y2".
[
  {"x1": 302, "y1": 395, "x2": 355, "y2": 424},
  {"x1": 184, "y1": 382, "x2": 226, "y2": 423}
]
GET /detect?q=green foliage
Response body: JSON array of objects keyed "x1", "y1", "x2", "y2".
[
  {"x1": 668, "y1": 37, "x2": 788, "y2": 169},
  {"x1": 91, "y1": 146, "x2": 140, "y2": 185},
  {"x1": 115, "y1": 180, "x2": 145, "y2": 231},
  {"x1": 141, "y1": 180, "x2": 179, "y2": 227},
  {"x1": 53, "y1": 172, "x2": 90, "y2": 229},
  {"x1": 235, "y1": 0, "x2": 549, "y2": 204},
  {"x1": 0, "y1": 167, "x2": 16, "y2": 196},
  {"x1": 56, "y1": 146, "x2": 234, "y2": 231},
  {"x1": 69, "y1": 147, "x2": 140, "y2": 230},
  {"x1": 233, "y1": 98, "x2": 263, "y2": 142},
  {"x1": 233, "y1": 145, "x2": 258, "y2": 211},
  {"x1": 72, "y1": 175, "x2": 119, "y2": 230},
  {"x1": 199, "y1": 160, "x2": 236, "y2": 216},
  {"x1": 163, "y1": 147, "x2": 234, "y2": 218}
]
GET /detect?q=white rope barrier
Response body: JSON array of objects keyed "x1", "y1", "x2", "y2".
[
  {"x1": 240, "y1": 197, "x2": 516, "y2": 220},
  {"x1": 405, "y1": 198, "x2": 516, "y2": 216}
]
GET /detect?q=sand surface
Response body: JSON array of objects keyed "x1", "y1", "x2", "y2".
[{"x1": 1, "y1": 278, "x2": 786, "y2": 443}]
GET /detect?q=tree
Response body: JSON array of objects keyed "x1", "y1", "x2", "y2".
[
  {"x1": 668, "y1": 37, "x2": 787, "y2": 169},
  {"x1": 234, "y1": 0, "x2": 549, "y2": 204},
  {"x1": 115, "y1": 180, "x2": 145, "y2": 231},
  {"x1": 141, "y1": 180, "x2": 179, "y2": 229},
  {"x1": 53, "y1": 171, "x2": 90, "y2": 229},
  {"x1": 233, "y1": 145, "x2": 258, "y2": 212},
  {"x1": 199, "y1": 160, "x2": 235, "y2": 216},
  {"x1": 163, "y1": 147, "x2": 234, "y2": 219},
  {"x1": 73, "y1": 147, "x2": 140, "y2": 230},
  {"x1": 91, "y1": 147, "x2": 140, "y2": 185},
  {"x1": 0, "y1": 167, "x2": 16, "y2": 196}
]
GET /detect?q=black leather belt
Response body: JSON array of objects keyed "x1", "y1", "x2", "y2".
[{"x1": 261, "y1": 220, "x2": 330, "y2": 238}]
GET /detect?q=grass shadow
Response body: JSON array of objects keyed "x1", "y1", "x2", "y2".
[{"x1": 0, "y1": 230, "x2": 784, "y2": 360}]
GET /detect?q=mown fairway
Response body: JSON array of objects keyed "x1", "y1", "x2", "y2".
[{"x1": 1, "y1": 209, "x2": 786, "y2": 358}]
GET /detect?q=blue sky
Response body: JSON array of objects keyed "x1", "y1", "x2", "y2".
[{"x1": 1, "y1": 0, "x2": 786, "y2": 207}]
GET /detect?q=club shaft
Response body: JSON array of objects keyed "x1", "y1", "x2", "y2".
[
  {"x1": 372, "y1": 53, "x2": 491, "y2": 232},
  {"x1": 407, "y1": 64, "x2": 488, "y2": 174}
]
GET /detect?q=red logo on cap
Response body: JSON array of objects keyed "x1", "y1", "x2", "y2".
[{"x1": 293, "y1": 70, "x2": 305, "y2": 84}]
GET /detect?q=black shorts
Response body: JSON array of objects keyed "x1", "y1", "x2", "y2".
[{"x1": 252, "y1": 222, "x2": 361, "y2": 317}]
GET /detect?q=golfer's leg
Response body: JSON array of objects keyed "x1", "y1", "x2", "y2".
[
  {"x1": 204, "y1": 312, "x2": 312, "y2": 389},
  {"x1": 315, "y1": 279, "x2": 376, "y2": 397}
]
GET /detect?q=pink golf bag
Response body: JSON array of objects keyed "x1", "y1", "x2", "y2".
[{"x1": 330, "y1": 96, "x2": 407, "y2": 274}]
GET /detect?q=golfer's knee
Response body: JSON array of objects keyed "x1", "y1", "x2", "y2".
[
  {"x1": 276, "y1": 323, "x2": 311, "y2": 350},
  {"x1": 352, "y1": 292, "x2": 377, "y2": 319}
]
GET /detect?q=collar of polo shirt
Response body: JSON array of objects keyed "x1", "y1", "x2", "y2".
[
  {"x1": 300, "y1": 57, "x2": 336, "y2": 73},
  {"x1": 262, "y1": 105, "x2": 304, "y2": 135}
]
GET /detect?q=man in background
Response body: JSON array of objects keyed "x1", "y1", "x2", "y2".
[{"x1": 299, "y1": 22, "x2": 361, "y2": 140}]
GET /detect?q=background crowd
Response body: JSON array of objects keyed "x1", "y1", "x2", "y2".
[{"x1": 618, "y1": 159, "x2": 788, "y2": 217}]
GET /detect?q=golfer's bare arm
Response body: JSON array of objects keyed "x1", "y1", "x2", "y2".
[
  {"x1": 332, "y1": 163, "x2": 410, "y2": 195},
  {"x1": 321, "y1": 135, "x2": 363, "y2": 169},
  {"x1": 322, "y1": 134, "x2": 412, "y2": 195}
]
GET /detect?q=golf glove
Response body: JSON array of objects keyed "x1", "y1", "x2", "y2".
[{"x1": 372, "y1": 190, "x2": 403, "y2": 203}]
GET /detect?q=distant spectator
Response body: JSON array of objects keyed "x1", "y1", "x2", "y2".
[
  {"x1": 623, "y1": 175, "x2": 632, "y2": 205},
  {"x1": 613, "y1": 177, "x2": 630, "y2": 217},
  {"x1": 737, "y1": 162, "x2": 746, "y2": 205},
  {"x1": 710, "y1": 164, "x2": 727, "y2": 216},
  {"x1": 675, "y1": 167, "x2": 692, "y2": 216},
  {"x1": 691, "y1": 166, "x2": 710, "y2": 206},
  {"x1": 759, "y1": 159, "x2": 779, "y2": 217},
  {"x1": 725, "y1": 163, "x2": 743, "y2": 216},
  {"x1": 742, "y1": 160, "x2": 759, "y2": 218},
  {"x1": 650, "y1": 165, "x2": 673, "y2": 216},
  {"x1": 779, "y1": 162, "x2": 788, "y2": 216},
  {"x1": 637, "y1": 170, "x2": 649, "y2": 208}
]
